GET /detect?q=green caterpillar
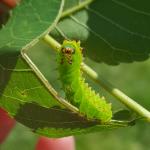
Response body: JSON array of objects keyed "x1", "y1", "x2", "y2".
[{"x1": 58, "y1": 40, "x2": 112, "y2": 122}]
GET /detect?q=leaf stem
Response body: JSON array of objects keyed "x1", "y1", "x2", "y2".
[
  {"x1": 82, "y1": 63, "x2": 150, "y2": 122},
  {"x1": 61, "y1": 0, "x2": 95, "y2": 19},
  {"x1": 43, "y1": 35, "x2": 150, "y2": 122}
]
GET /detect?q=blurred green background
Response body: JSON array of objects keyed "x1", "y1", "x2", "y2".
[{"x1": 1, "y1": 41, "x2": 150, "y2": 150}]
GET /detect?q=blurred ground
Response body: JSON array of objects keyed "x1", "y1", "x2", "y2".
[{"x1": 1, "y1": 41, "x2": 150, "y2": 150}]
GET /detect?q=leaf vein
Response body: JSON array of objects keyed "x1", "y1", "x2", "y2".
[
  {"x1": 70, "y1": 15, "x2": 130, "y2": 53},
  {"x1": 111, "y1": 0, "x2": 150, "y2": 16},
  {"x1": 86, "y1": 7, "x2": 150, "y2": 40},
  {"x1": 55, "y1": 26, "x2": 69, "y2": 39}
]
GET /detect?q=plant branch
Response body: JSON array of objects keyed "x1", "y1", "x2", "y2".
[
  {"x1": 61, "y1": 0, "x2": 95, "y2": 19},
  {"x1": 42, "y1": 35, "x2": 150, "y2": 122},
  {"x1": 81, "y1": 63, "x2": 150, "y2": 122}
]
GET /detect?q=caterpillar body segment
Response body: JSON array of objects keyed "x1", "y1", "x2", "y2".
[{"x1": 58, "y1": 40, "x2": 112, "y2": 122}]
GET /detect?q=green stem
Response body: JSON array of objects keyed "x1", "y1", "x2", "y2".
[
  {"x1": 43, "y1": 35, "x2": 150, "y2": 122},
  {"x1": 61, "y1": 0, "x2": 95, "y2": 19},
  {"x1": 82, "y1": 64, "x2": 150, "y2": 122}
]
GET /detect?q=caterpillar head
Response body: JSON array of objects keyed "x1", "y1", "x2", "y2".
[{"x1": 60, "y1": 40, "x2": 83, "y2": 65}]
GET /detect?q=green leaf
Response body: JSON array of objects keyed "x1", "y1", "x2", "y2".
[
  {"x1": 15, "y1": 103, "x2": 111, "y2": 137},
  {"x1": 51, "y1": 0, "x2": 150, "y2": 65},
  {"x1": 0, "y1": 0, "x2": 64, "y2": 53},
  {"x1": 0, "y1": 51, "x2": 94, "y2": 138},
  {"x1": 0, "y1": 53, "x2": 59, "y2": 114}
]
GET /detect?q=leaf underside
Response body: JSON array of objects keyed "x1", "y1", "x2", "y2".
[{"x1": 52, "y1": 0, "x2": 150, "y2": 65}]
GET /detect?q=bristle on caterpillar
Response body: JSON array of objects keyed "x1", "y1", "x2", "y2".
[{"x1": 58, "y1": 40, "x2": 112, "y2": 122}]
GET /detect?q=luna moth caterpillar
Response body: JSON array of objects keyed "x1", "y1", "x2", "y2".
[{"x1": 58, "y1": 40, "x2": 112, "y2": 122}]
